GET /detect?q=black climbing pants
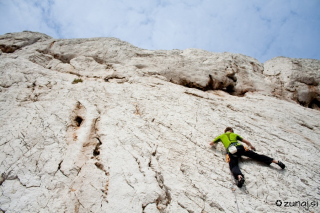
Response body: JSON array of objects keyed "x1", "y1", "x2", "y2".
[{"x1": 229, "y1": 145, "x2": 273, "y2": 180}]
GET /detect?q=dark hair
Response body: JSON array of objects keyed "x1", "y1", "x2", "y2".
[{"x1": 224, "y1": 127, "x2": 233, "y2": 133}]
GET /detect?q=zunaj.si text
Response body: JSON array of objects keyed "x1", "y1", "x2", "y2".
[{"x1": 275, "y1": 200, "x2": 318, "y2": 210}]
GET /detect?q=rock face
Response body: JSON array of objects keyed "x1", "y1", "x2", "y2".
[
  {"x1": 0, "y1": 31, "x2": 320, "y2": 213},
  {"x1": 264, "y1": 57, "x2": 320, "y2": 108}
]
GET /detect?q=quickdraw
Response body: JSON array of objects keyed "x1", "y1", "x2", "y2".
[{"x1": 226, "y1": 154, "x2": 230, "y2": 163}]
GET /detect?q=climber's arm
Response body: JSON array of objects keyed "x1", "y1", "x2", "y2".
[
  {"x1": 242, "y1": 139, "x2": 256, "y2": 151},
  {"x1": 209, "y1": 136, "x2": 220, "y2": 146}
]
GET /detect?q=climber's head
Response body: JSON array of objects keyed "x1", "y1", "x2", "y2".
[{"x1": 224, "y1": 127, "x2": 233, "y2": 133}]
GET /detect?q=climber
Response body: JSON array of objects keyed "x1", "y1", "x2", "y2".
[{"x1": 209, "y1": 127, "x2": 285, "y2": 188}]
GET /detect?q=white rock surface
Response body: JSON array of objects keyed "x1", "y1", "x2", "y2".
[{"x1": 0, "y1": 31, "x2": 320, "y2": 213}]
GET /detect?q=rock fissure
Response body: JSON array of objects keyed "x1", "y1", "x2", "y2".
[
  {"x1": 184, "y1": 192, "x2": 205, "y2": 210},
  {"x1": 93, "y1": 138, "x2": 102, "y2": 156},
  {"x1": 177, "y1": 202, "x2": 194, "y2": 213},
  {"x1": 155, "y1": 172, "x2": 172, "y2": 211},
  {"x1": 75, "y1": 195, "x2": 86, "y2": 213},
  {"x1": 159, "y1": 120, "x2": 206, "y2": 149},
  {"x1": 122, "y1": 170, "x2": 135, "y2": 190},
  {"x1": 94, "y1": 162, "x2": 109, "y2": 176},
  {"x1": 0, "y1": 172, "x2": 12, "y2": 186},
  {"x1": 55, "y1": 160, "x2": 67, "y2": 177}
]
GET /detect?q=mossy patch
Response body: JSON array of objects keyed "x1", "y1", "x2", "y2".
[{"x1": 72, "y1": 78, "x2": 83, "y2": 84}]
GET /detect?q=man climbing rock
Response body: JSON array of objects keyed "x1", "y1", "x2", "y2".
[{"x1": 210, "y1": 127, "x2": 285, "y2": 188}]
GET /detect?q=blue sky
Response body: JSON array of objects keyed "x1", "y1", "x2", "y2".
[{"x1": 0, "y1": 0, "x2": 319, "y2": 62}]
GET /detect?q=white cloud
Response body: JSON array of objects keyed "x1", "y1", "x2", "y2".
[
  {"x1": 0, "y1": 0, "x2": 59, "y2": 37},
  {"x1": 0, "y1": 0, "x2": 319, "y2": 62}
]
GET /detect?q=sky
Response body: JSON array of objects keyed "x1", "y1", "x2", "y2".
[{"x1": 0, "y1": 0, "x2": 319, "y2": 62}]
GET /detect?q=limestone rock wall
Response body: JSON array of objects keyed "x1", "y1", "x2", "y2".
[
  {"x1": 0, "y1": 31, "x2": 319, "y2": 213},
  {"x1": 264, "y1": 57, "x2": 320, "y2": 108}
]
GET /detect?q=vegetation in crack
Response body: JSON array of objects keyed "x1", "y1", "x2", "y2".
[{"x1": 72, "y1": 78, "x2": 83, "y2": 84}]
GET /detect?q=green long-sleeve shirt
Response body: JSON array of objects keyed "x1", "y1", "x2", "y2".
[{"x1": 213, "y1": 132, "x2": 243, "y2": 149}]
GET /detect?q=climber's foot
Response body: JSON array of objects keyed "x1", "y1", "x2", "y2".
[
  {"x1": 277, "y1": 161, "x2": 286, "y2": 169},
  {"x1": 237, "y1": 176, "x2": 245, "y2": 188}
]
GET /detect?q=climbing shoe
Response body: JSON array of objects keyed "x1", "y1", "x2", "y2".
[
  {"x1": 237, "y1": 176, "x2": 245, "y2": 188},
  {"x1": 277, "y1": 161, "x2": 285, "y2": 169}
]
